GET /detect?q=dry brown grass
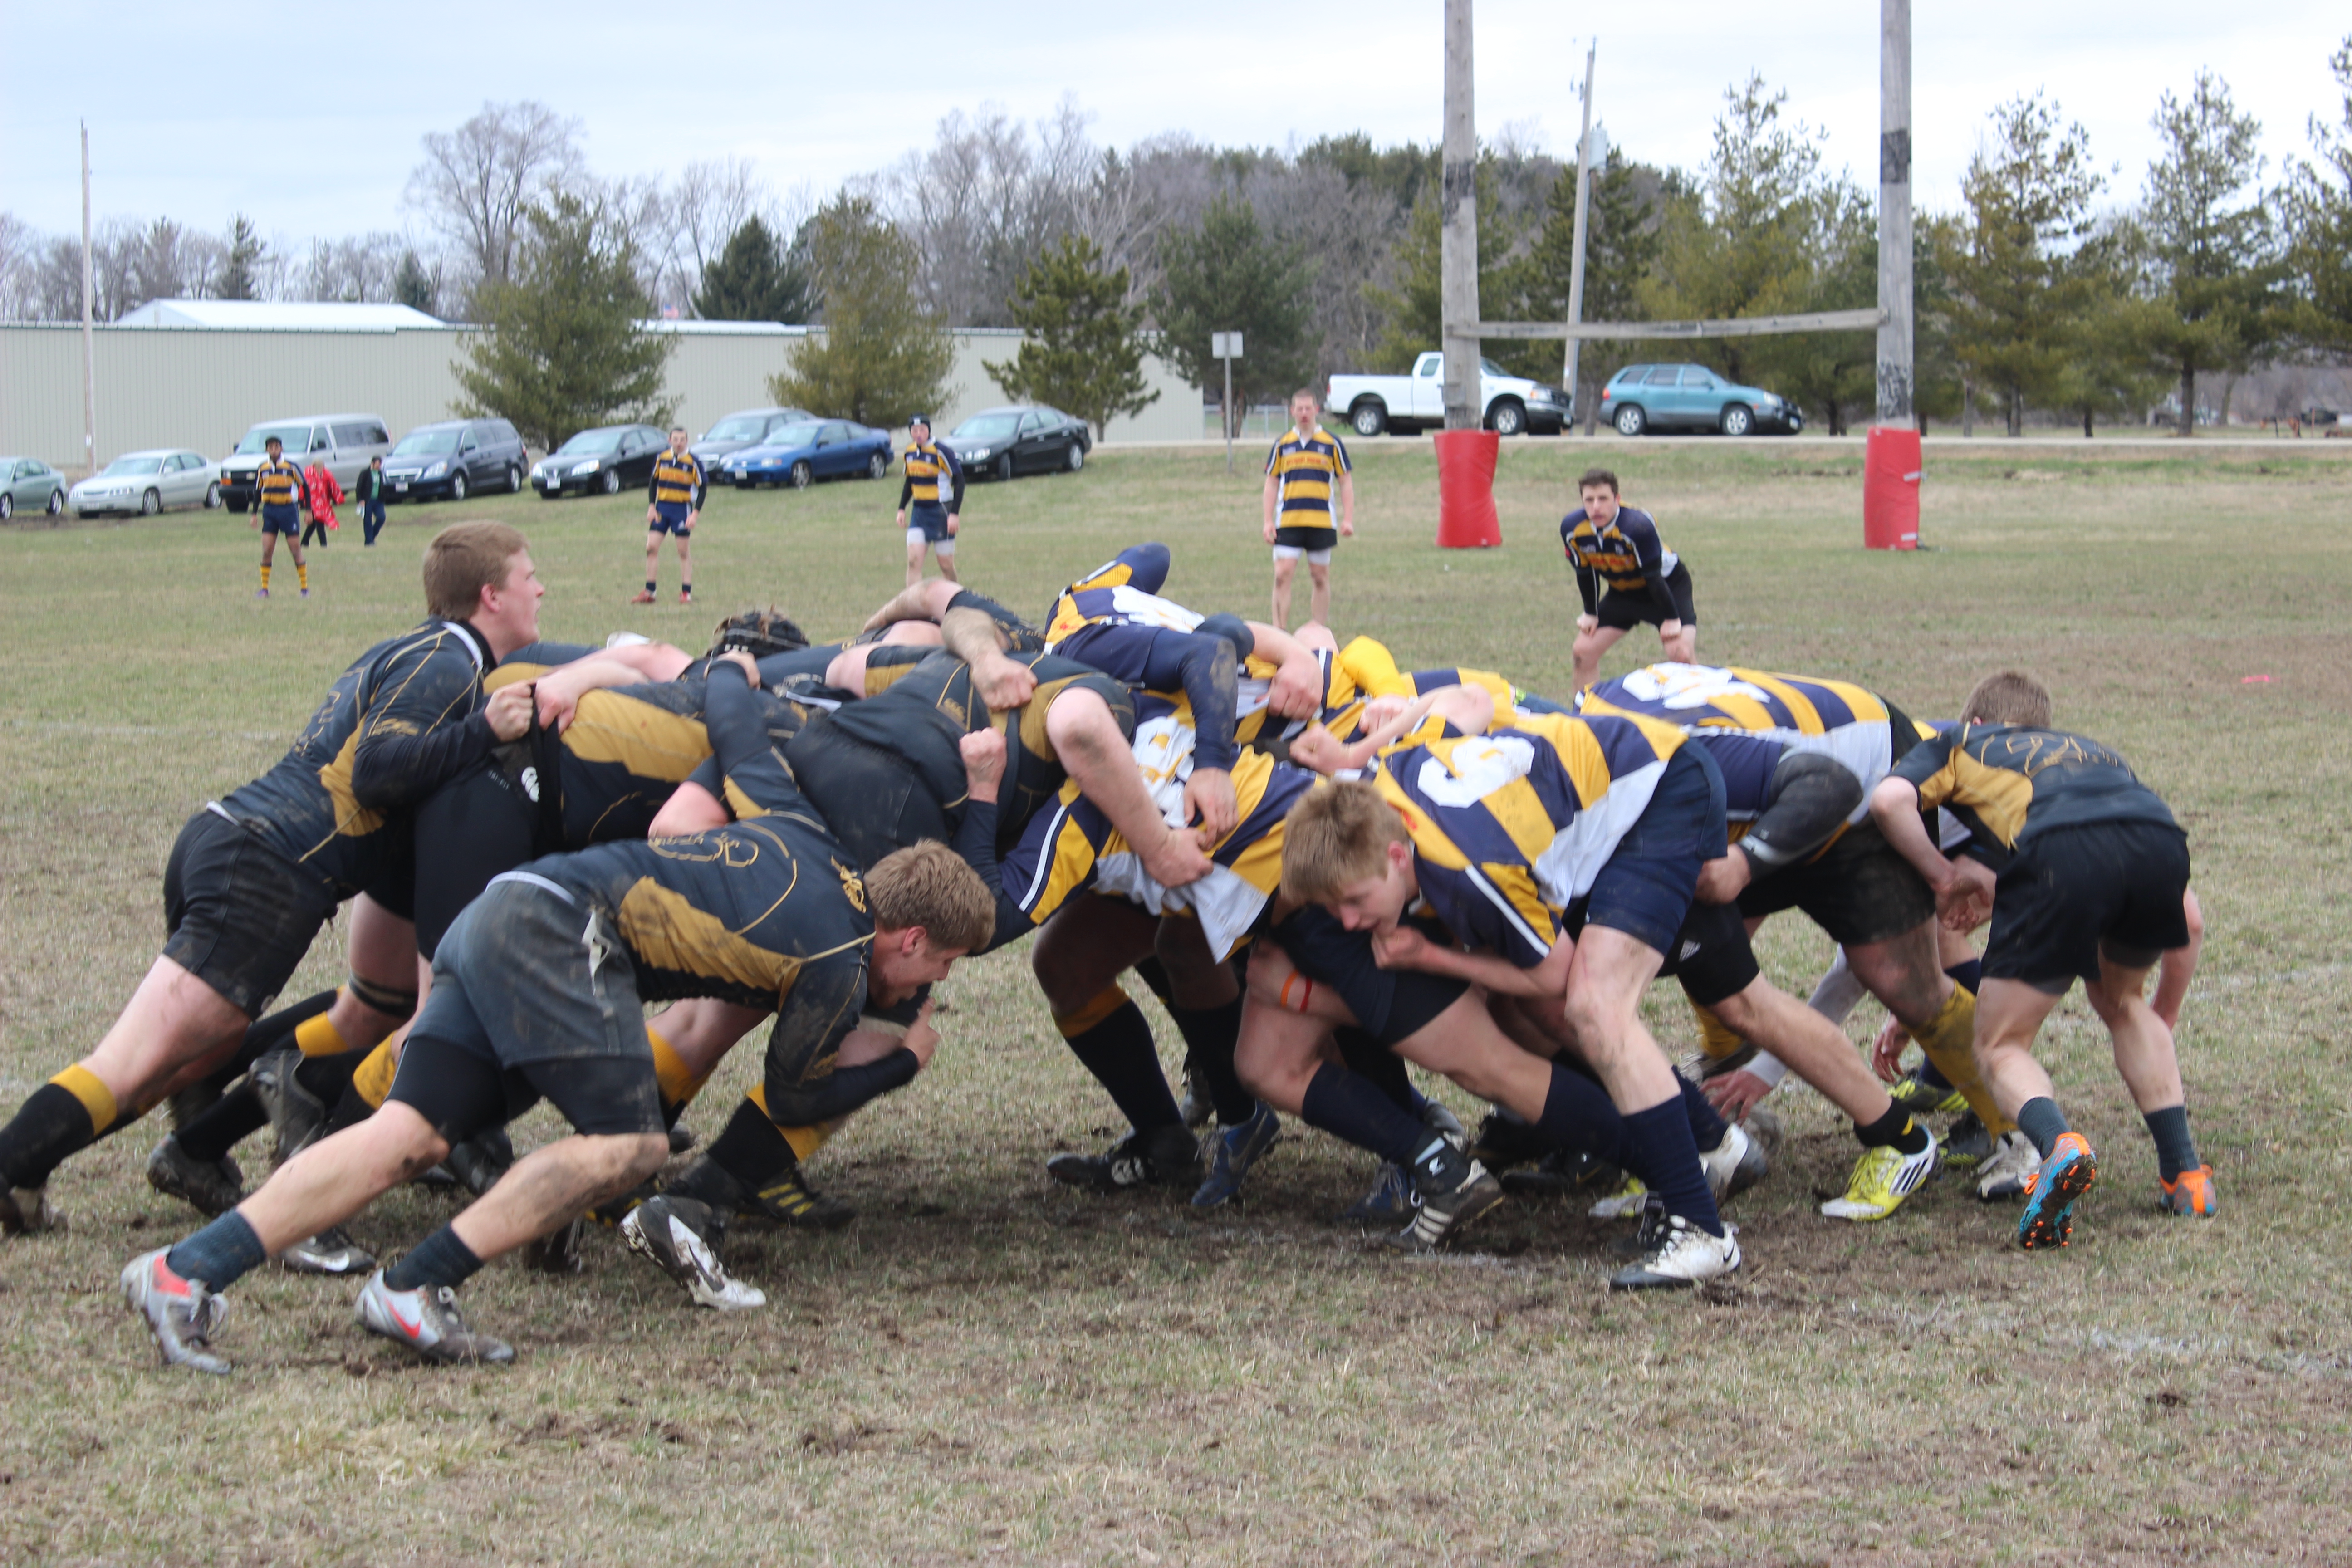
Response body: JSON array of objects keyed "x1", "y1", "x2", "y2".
[{"x1": 2, "y1": 438, "x2": 2349, "y2": 1565}]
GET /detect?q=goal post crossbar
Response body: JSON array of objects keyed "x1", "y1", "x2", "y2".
[{"x1": 1465, "y1": 307, "x2": 1886, "y2": 343}]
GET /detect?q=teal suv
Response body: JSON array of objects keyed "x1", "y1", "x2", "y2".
[{"x1": 1598, "y1": 363, "x2": 1803, "y2": 436}]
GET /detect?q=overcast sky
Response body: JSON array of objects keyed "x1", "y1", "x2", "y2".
[{"x1": 3, "y1": 2, "x2": 2341, "y2": 249}]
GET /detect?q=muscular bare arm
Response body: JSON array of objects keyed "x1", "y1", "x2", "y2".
[{"x1": 1046, "y1": 686, "x2": 1211, "y2": 887}]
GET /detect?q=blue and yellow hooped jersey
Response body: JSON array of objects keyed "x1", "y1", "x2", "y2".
[
  {"x1": 902, "y1": 439, "x2": 958, "y2": 506},
  {"x1": 1560, "y1": 505, "x2": 1674, "y2": 594},
  {"x1": 1373, "y1": 710, "x2": 1685, "y2": 967},
  {"x1": 255, "y1": 456, "x2": 304, "y2": 509},
  {"x1": 1042, "y1": 543, "x2": 1193, "y2": 647},
  {"x1": 1238, "y1": 645, "x2": 1367, "y2": 756},
  {"x1": 648, "y1": 450, "x2": 704, "y2": 509},
  {"x1": 1579, "y1": 663, "x2": 1897, "y2": 828},
  {"x1": 1328, "y1": 635, "x2": 1561, "y2": 738},
  {"x1": 1265, "y1": 425, "x2": 1351, "y2": 524}
]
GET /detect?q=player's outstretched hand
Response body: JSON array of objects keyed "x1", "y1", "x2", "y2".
[
  {"x1": 971, "y1": 651, "x2": 1037, "y2": 713},
  {"x1": 1183, "y1": 766, "x2": 1239, "y2": 845},
  {"x1": 1869, "y1": 1016, "x2": 1911, "y2": 1083},
  {"x1": 485, "y1": 682, "x2": 536, "y2": 742},
  {"x1": 1702, "y1": 1068, "x2": 1772, "y2": 1123},
  {"x1": 958, "y1": 728, "x2": 1006, "y2": 802}
]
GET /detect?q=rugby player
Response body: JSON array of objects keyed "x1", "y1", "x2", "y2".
[
  {"x1": 0, "y1": 524, "x2": 545, "y2": 1239},
  {"x1": 122, "y1": 657, "x2": 996, "y2": 1370},
  {"x1": 1560, "y1": 470, "x2": 1695, "y2": 691},
  {"x1": 1870, "y1": 671, "x2": 2212, "y2": 1250},
  {"x1": 1261, "y1": 389, "x2": 1355, "y2": 627}
]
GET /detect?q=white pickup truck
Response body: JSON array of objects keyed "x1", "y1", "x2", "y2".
[{"x1": 1326, "y1": 352, "x2": 1570, "y2": 438}]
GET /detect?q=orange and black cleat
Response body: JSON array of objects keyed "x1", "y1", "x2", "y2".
[
  {"x1": 2158, "y1": 1164, "x2": 2218, "y2": 1217},
  {"x1": 2018, "y1": 1132, "x2": 2098, "y2": 1251}
]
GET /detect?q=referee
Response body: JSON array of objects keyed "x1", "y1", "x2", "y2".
[
  {"x1": 1260, "y1": 388, "x2": 1354, "y2": 628},
  {"x1": 895, "y1": 413, "x2": 964, "y2": 588}
]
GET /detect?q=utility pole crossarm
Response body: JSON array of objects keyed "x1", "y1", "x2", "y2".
[{"x1": 1474, "y1": 308, "x2": 1887, "y2": 342}]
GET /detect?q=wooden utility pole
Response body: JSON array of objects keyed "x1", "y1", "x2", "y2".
[
  {"x1": 81, "y1": 122, "x2": 97, "y2": 476},
  {"x1": 1875, "y1": 0, "x2": 1914, "y2": 426},
  {"x1": 1562, "y1": 42, "x2": 1597, "y2": 419},
  {"x1": 1440, "y1": 0, "x2": 1479, "y2": 430}
]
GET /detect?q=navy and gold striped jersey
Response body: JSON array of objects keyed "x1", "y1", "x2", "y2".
[
  {"x1": 647, "y1": 450, "x2": 705, "y2": 510},
  {"x1": 898, "y1": 439, "x2": 963, "y2": 510},
  {"x1": 254, "y1": 455, "x2": 304, "y2": 510},
  {"x1": 1265, "y1": 425, "x2": 1351, "y2": 527},
  {"x1": 1560, "y1": 505, "x2": 1674, "y2": 611},
  {"x1": 1327, "y1": 635, "x2": 1563, "y2": 736},
  {"x1": 1580, "y1": 663, "x2": 1902, "y2": 836},
  {"x1": 219, "y1": 620, "x2": 500, "y2": 896},
  {"x1": 1372, "y1": 711, "x2": 1686, "y2": 967},
  {"x1": 1042, "y1": 543, "x2": 1193, "y2": 647},
  {"x1": 1891, "y1": 724, "x2": 2178, "y2": 867},
  {"x1": 1237, "y1": 645, "x2": 1362, "y2": 759}
]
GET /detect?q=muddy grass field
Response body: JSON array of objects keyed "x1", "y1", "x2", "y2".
[{"x1": 1, "y1": 436, "x2": 2347, "y2": 1565}]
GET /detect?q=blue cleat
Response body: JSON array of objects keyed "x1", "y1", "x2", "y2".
[
  {"x1": 1191, "y1": 1101, "x2": 1281, "y2": 1209},
  {"x1": 1340, "y1": 1161, "x2": 1414, "y2": 1224},
  {"x1": 2018, "y1": 1132, "x2": 2098, "y2": 1251}
]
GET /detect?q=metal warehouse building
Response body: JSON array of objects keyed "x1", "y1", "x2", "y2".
[{"x1": 0, "y1": 299, "x2": 1200, "y2": 472}]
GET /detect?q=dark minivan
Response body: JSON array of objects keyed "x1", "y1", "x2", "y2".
[{"x1": 383, "y1": 418, "x2": 529, "y2": 502}]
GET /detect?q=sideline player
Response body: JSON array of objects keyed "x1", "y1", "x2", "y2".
[
  {"x1": 250, "y1": 434, "x2": 309, "y2": 598},
  {"x1": 1262, "y1": 389, "x2": 1354, "y2": 628},
  {"x1": 0, "y1": 524, "x2": 544, "y2": 1237},
  {"x1": 895, "y1": 414, "x2": 964, "y2": 588},
  {"x1": 1561, "y1": 469, "x2": 1695, "y2": 690},
  {"x1": 1870, "y1": 671, "x2": 2213, "y2": 1251},
  {"x1": 635, "y1": 428, "x2": 703, "y2": 605},
  {"x1": 121, "y1": 658, "x2": 996, "y2": 1370}
]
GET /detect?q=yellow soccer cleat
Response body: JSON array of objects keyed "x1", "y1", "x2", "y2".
[{"x1": 1820, "y1": 1131, "x2": 1941, "y2": 1222}]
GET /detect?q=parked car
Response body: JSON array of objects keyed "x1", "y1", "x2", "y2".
[
  {"x1": 1328, "y1": 353, "x2": 1569, "y2": 437},
  {"x1": 938, "y1": 406, "x2": 1091, "y2": 482},
  {"x1": 692, "y1": 407, "x2": 817, "y2": 478},
  {"x1": 218, "y1": 414, "x2": 392, "y2": 509},
  {"x1": 70, "y1": 450, "x2": 223, "y2": 518},
  {"x1": 720, "y1": 419, "x2": 894, "y2": 490},
  {"x1": 530, "y1": 424, "x2": 669, "y2": 498},
  {"x1": 0, "y1": 457, "x2": 67, "y2": 519},
  {"x1": 1597, "y1": 363, "x2": 1802, "y2": 436},
  {"x1": 382, "y1": 417, "x2": 528, "y2": 503}
]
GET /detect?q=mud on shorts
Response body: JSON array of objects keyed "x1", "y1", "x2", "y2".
[
  {"x1": 386, "y1": 874, "x2": 664, "y2": 1144},
  {"x1": 1983, "y1": 820, "x2": 2192, "y2": 995},
  {"x1": 160, "y1": 804, "x2": 342, "y2": 1018},
  {"x1": 1736, "y1": 818, "x2": 1937, "y2": 948}
]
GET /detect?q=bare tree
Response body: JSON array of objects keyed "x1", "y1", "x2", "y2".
[
  {"x1": 0, "y1": 212, "x2": 47, "y2": 319},
  {"x1": 669, "y1": 156, "x2": 767, "y2": 314},
  {"x1": 406, "y1": 101, "x2": 586, "y2": 312}
]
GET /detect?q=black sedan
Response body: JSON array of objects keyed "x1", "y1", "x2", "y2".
[
  {"x1": 939, "y1": 405, "x2": 1091, "y2": 482},
  {"x1": 530, "y1": 424, "x2": 670, "y2": 498}
]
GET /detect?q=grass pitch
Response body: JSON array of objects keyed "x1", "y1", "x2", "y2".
[{"x1": 2, "y1": 436, "x2": 2349, "y2": 1566}]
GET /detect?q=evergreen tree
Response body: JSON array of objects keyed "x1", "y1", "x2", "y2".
[
  {"x1": 1362, "y1": 164, "x2": 1519, "y2": 373},
  {"x1": 2284, "y1": 36, "x2": 2352, "y2": 357},
  {"x1": 692, "y1": 214, "x2": 815, "y2": 323},
  {"x1": 393, "y1": 250, "x2": 437, "y2": 316},
  {"x1": 769, "y1": 195, "x2": 952, "y2": 427},
  {"x1": 1154, "y1": 195, "x2": 1313, "y2": 437},
  {"x1": 2137, "y1": 70, "x2": 2289, "y2": 433},
  {"x1": 455, "y1": 192, "x2": 674, "y2": 451},
  {"x1": 1517, "y1": 147, "x2": 1677, "y2": 413},
  {"x1": 218, "y1": 216, "x2": 264, "y2": 301},
  {"x1": 984, "y1": 234, "x2": 1158, "y2": 439}
]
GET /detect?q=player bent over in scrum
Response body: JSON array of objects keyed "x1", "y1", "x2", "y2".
[
  {"x1": 122, "y1": 659, "x2": 995, "y2": 1370},
  {"x1": 1870, "y1": 671, "x2": 2212, "y2": 1252}
]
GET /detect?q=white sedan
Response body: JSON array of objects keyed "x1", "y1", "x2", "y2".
[{"x1": 71, "y1": 450, "x2": 223, "y2": 518}]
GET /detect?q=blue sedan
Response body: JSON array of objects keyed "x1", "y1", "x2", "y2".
[{"x1": 719, "y1": 419, "x2": 894, "y2": 490}]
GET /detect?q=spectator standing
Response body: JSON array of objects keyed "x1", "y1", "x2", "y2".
[
  {"x1": 355, "y1": 455, "x2": 388, "y2": 547},
  {"x1": 1260, "y1": 389, "x2": 1355, "y2": 628},
  {"x1": 635, "y1": 427, "x2": 704, "y2": 606},
  {"x1": 894, "y1": 413, "x2": 964, "y2": 588},
  {"x1": 250, "y1": 435, "x2": 308, "y2": 598},
  {"x1": 302, "y1": 461, "x2": 344, "y2": 549}
]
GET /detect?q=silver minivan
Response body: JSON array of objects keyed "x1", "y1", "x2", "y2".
[{"x1": 219, "y1": 413, "x2": 393, "y2": 510}]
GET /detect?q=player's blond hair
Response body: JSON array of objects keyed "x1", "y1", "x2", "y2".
[
  {"x1": 1280, "y1": 780, "x2": 1407, "y2": 904},
  {"x1": 1961, "y1": 671, "x2": 2052, "y2": 728},
  {"x1": 867, "y1": 841, "x2": 995, "y2": 954},
  {"x1": 422, "y1": 522, "x2": 530, "y2": 621}
]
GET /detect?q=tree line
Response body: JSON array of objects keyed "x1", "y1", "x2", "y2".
[{"x1": 5, "y1": 46, "x2": 2348, "y2": 446}]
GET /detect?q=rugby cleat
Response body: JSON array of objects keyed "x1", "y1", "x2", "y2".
[
  {"x1": 521, "y1": 1216, "x2": 584, "y2": 1275},
  {"x1": 678, "y1": 590, "x2": 693, "y2": 606},
  {"x1": 1420, "y1": 1098, "x2": 1467, "y2": 1150},
  {"x1": 623, "y1": 1197, "x2": 765, "y2": 1310},
  {"x1": 2017, "y1": 1132, "x2": 2098, "y2": 1251},
  {"x1": 1698, "y1": 1123, "x2": 1768, "y2": 1203},
  {"x1": 444, "y1": 1127, "x2": 515, "y2": 1198},
  {"x1": 1391, "y1": 1136, "x2": 1503, "y2": 1252},
  {"x1": 250, "y1": 1046, "x2": 328, "y2": 1164},
  {"x1": 629, "y1": 589, "x2": 657, "y2": 604},
  {"x1": 743, "y1": 1165, "x2": 856, "y2": 1230},
  {"x1": 1609, "y1": 1195, "x2": 1742, "y2": 1290},
  {"x1": 1467, "y1": 1108, "x2": 1550, "y2": 1171},
  {"x1": 145, "y1": 1136, "x2": 247, "y2": 1218},
  {"x1": 1500, "y1": 1147, "x2": 1626, "y2": 1200},
  {"x1": 280, "y1": 1226, "x2": 377, "y2": 1277},
  {"x1": 1887, "y1": 1065, "x2": 1969, "y2": 1117},
  {"x1": 1046, "y1": 1124, "x2": 1202, "y2": 1194},
  {"x1": 1820, "y1": 1130, "x2": 1941, "y2": 1222},
  {"x1": 355, "y1": 1272, "x2": 514, "y2": 1365},
  {"x1": 122, "y1": 1248, "x2": 231, "y2": 1375},
  {"x1": 2158, "y1": 1164, "x2": 2218, "y2": 1217},
  {"x1": 1941, "y1": 1111, "x2": 1991, "y2": 1168},
  {"x1": 667, "y1": 1122, "x2": 696, "y2": 1154},
  {"x1": 0, "y1": 1186, "x2": 65, "y2": 1236},
  {"x1": 1191, "y1": 1102, "x2": 1281, "y2": 1209},
  {"x1": 1974, "y1": 1131, "x2": 2038, "y2": 1201},
  {"x1": 1589, "y1": 1176, "x2": 1651, "y2": 1220},
  {"x1": 1340, "y1": 1161, "x2": 1415, "y2": 1224}
]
